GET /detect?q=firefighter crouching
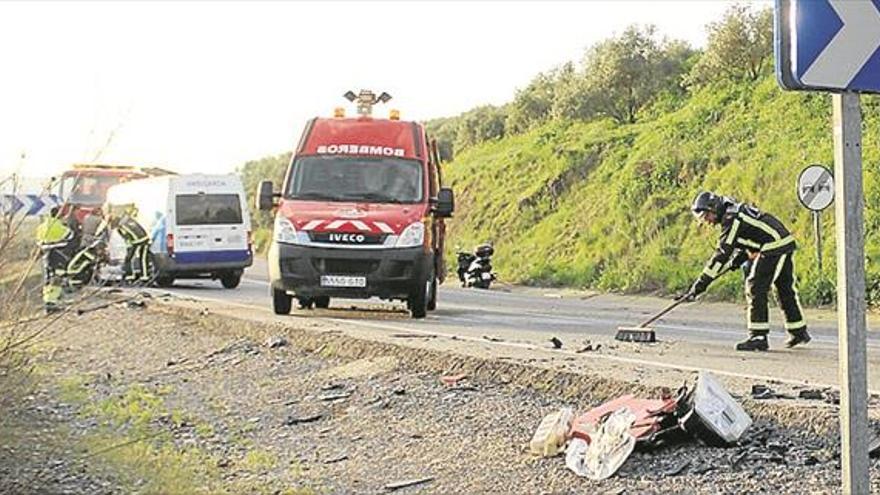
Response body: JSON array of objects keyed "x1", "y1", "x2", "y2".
[
  {"x1": 106, "y1": 204, "x2": 153, "y2": 283},
  {"x1": 65, "y1": 212, "x2": 107, "y2": 287},
  {"x1": 35, "y1": 207, "x2": 76, "y2": 312},
  {"x1": 686, "y1": 191, "x2": 811, "y2": 351}
]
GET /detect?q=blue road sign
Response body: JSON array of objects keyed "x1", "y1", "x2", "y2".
[
  {"x1": 776, "y1": 0, "x2": 880, "y2": 93},
  {"x1": 0, "y1": 194, "x2": 61, "y2": 216}
]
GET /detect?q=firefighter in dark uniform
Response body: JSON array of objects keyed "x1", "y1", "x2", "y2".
[
  {"x1": 65, "y1": 212, "x2": 107, "y2": 286},
  {"x1": 108, "y1": 205, "x2": 152, "y2": 282},
  {"x1": 35, "y1": 207, "x2": 76, "y2": 312},
  {"x1": 687, "y1": 191, "x2": 811, "y2": 351}
]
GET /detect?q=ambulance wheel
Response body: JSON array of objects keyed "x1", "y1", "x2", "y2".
[
  {"x1": 408, "y1": 277, "x2": 429, "y2": 319},
  {"x1": 155, "y1": 275, "x2": 175, "y2": 288},
  {"x1": 220, "y1": 271, "x2": 242, "y2": 289},
  {"x1": 314, "y1": 296, "x2": 330, "y2": 309},
  {"x1": 296, "y1": 297, "x2": 314, "y2": 310},
  {"x1": 272, "y1": 288, "x2": 292, "y2": 315}
]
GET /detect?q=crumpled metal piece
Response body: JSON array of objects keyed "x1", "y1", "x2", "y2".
[{"x1": 565, "y1": 407, "x2": 637, "y2": 480}]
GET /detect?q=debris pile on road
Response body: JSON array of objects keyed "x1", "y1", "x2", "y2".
[{"x1": 529, "y1": 371, "x2": 752, "y2": 481}]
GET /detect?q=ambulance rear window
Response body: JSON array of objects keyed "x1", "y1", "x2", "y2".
[{"x1": 175, "y1": 194, "x2": 243, "y2": 225}]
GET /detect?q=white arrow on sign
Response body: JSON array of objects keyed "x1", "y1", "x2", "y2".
[{"x1": 801, "y1": 0, "x2": 880, "y2": 88}]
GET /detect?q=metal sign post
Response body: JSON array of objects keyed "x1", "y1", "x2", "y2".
[
  {"x1": 796, "y1": 164, "x2": 834, "y2": 272},
  {"x1": 813, "y1": 212, "x2": 822, "y2": 272},
  {"x1": 833, "y1": 92, "x2": 869, "y2": 494},
  {"x1": 776, "y1": 1, "x2": 879, "y2": 491}
]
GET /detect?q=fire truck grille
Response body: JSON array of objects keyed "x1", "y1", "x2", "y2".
[{"x1": 313, "y1": 258, "x2": 380, "y2": 275}]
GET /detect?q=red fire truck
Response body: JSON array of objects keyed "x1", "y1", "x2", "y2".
[
  {"x1": 258, "y1": 90, "x2": 454, "y2": 318},
  {"x1": 57, "y1": 164, "x2": 173, "y2": 223}
]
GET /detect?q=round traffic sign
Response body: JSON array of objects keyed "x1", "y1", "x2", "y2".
[{"x1": 797, "y1": 164, "x2": 834, "y2": 211}]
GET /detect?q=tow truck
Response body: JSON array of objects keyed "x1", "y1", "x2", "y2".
[{"x1": 258, "y1": 90, "x2": 455, "y2": 318}]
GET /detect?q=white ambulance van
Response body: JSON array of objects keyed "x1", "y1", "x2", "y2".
[{"x1": 104, "y1": 174, "x2": 253, "y2": 288}]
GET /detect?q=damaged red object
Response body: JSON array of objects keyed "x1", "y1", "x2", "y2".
[
  {"x1": 440, "y1": 373, "x2": 468, "y2": 386},
  {"x1": 570, "y1": 394, "x2": 679, "y2": 443}
]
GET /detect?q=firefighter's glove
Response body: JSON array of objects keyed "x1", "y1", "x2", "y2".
[{"x1": 689, "y1": 277, "x2": 710, "y2": 299}]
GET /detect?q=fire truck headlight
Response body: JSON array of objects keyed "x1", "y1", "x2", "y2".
[
  {"x1": 273, "y1": 217, "x2": 298, "y2": 244},
  {"x1": 395, "y1": 221, "x2": 424, "y2": 248}
]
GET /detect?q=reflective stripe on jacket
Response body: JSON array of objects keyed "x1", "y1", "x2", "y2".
[{"x1": 700, "y1": 203, "x2": 796, "y2": 283}]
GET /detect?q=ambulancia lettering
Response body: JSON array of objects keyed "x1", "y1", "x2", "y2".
[
  {"x1": 316, "y1": 144, "x2": 405, "y2": 157},
  {"x1": 329, "y1": 233, "x2": 366, "y2": 243}
]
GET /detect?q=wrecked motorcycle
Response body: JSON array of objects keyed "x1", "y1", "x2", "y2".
[{"x1": 456, "y1": 243, "x2": 496, "y2": 289}]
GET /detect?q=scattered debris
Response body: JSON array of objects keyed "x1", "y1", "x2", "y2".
[
  {"x1": 266, "y1": 336, "x2": 288, "y2": 349},
  {"x1": 320, "y1": 391, "x2": 353, "y2": 402},
  {"x1": 798, "y1": 389, "x2": 824, "y2": 400},
  {"x1": 392, "y1": 388, "x2": 406, "y2": 396},
  {"x1": 576, "y1": 341, "x2": 601, "y2": 353},
  {"x1": 566, "y1": 408, "x2": 637, "y2": 480},
  {"x1": 529, "y1": 407, "x2": 574, "y2": 457},
  {"x1": 664, "y1": 459, "x2": 690, "y2": 476},
  {"x1": 549, "y1": 337, "x2": 563, "y2": 349},
  {"x1": 385, "y1": 476, "x2": 434, "y2": 491},
  {"x1": 681, "y1": 371, "x2": 752, "y2": 447},
  {"x1": 391, "y1": 333, "x2": 436, "y2": 339},
  {"x1": 284, "y1": 413, "x2": 324, "y2": 426},
  {"x1": 543, "y1": 293, "x2": 563, "y2": 299},
  {"x1": 321, "y1": 383, "x2": 344, "y2": 391},
  {"x1": 751, "y1": 384, "x2": 776, "y2": 400},
  {"x1": 323, "y1": 454, "x2": 348, "y2": 464},
  {"x1": 482, "y1": 335, "x2": 503, "y2": 342},
  {"x1": 125, "y1": 300, "x2": 146, "y2": 309},
  {"x1": 440, "y1": 373, "x2": 468, "y2": 386},
  {"x1": 570, "y1": 393, "x2": 680, "y2": 445},
  {"x1": 165, "y1": 358, "x2": 188, "y2": 367},
  {"x1": 869, "y1": 434, "x2": 880, "y2": 458}
]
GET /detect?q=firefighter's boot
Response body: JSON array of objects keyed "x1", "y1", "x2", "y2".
[
  {"x1": 735, "y1": 334, "x2": 769, "y2": 352},
  {"x1": 785, "y1": 328, "x2": 811, "y2": 348},
  {"x1": 42, "y1": 284, "x2": 63, "y2": 314}
]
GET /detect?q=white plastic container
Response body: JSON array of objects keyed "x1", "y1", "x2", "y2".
[
  {"x1": 529, "y1": 407, "x2": 574, "y2": 457},
  {"x1": 681, "y1": 371, "x2": 752, "y2": 446}
]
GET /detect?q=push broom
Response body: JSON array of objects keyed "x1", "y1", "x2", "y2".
[
  {"x1": 614, "y1": 292, "x2": 692, "y2": 343},
  {"x1": 615, "y1": 266, "x2": 733, "y2": 343}
]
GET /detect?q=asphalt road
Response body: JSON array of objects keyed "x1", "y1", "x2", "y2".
[
  {"x1": 161, "y1": 259, "x2": 876, "y2": 349},
  {"x1": 153, "y1": 259, "x2": 880, "y2": 393}
]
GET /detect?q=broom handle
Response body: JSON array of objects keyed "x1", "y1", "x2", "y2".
[
  {"x1": 637, "y1": 265, "x2": 735, "y2": 328},
  {"x1": 636, "y1": 296, "x2": 688, "y2": 329}
]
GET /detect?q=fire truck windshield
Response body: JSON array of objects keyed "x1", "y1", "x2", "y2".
[
  {"x1": 286, "y1": 156, "x2": 423, "y2": 204},
  {"x1": 60, "y1": 174, "x2": 127, "y2": 205}
]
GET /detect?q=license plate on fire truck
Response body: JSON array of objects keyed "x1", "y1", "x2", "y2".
[{"x1": 320, "y1": 275, "x2": 367, "y2": 288}]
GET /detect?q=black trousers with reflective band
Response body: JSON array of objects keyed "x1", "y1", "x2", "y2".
[{"x1": 745, "y1": 253, "x2": 806, "y2": 335}]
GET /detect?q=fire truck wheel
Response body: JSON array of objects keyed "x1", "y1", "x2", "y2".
[
  {"x1": 426, "y1": 272, "x2": 438, "y2": 311},
  {"x1": 155, "y1": 275, "x2": 175, "y2": 288},
  {"x1": 408, "y1": 277, "x2": 429, "y2": 319},
  {"x1": 272, "y1": 288, "x2": 292, "y2": 315},
  {"x1": 314, "y1": 296, "x2": 330, "y2": 309}
]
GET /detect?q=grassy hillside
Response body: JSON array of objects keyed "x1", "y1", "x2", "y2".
[{"x1": 445, "y1": 76, "x2": 880, "y2": 306}]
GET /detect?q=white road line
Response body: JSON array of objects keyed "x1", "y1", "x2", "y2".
[
  {"x1": 239, "y1": 276, "x2": 874, "y2": 348},
  {"x1": 157, "y1": 288, "x2": 880, "y2": 395}
]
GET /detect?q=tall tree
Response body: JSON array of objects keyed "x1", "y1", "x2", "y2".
[
  {"x1": 505, "y1": 71, "x2": 558, "y2": 134},
  {"x1": 688, "y1": 5, "x2": 773, "y2": 85},
  {"x1": 582, "y1": 25, "x2": 691, "y2": 124}
]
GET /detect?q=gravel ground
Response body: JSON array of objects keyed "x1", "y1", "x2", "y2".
[
  {"x1": 0, "y1": 378, "x2": 125, "y2": 494},
  {"x1": 5, "y1": 301, "x2": 880, "y2": 493}
]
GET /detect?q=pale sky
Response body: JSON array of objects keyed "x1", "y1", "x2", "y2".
[{"x1": 0, "y1": 1, "x2": 760, "y2": 179}]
